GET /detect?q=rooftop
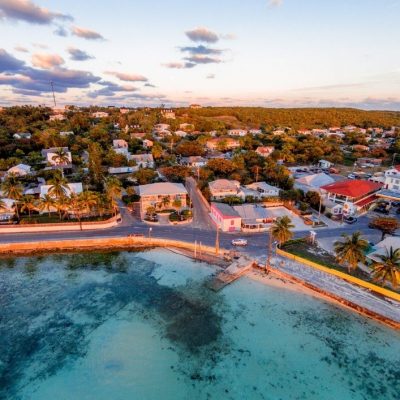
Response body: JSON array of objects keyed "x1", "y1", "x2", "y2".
[
  {"x1": 136, "y1": 182, "x2": 187, "y2": 197},
  {"x1": 320, "y1": 179, "x2": 382, "y2": 198},
  {"x1": 211, "y1": 202, "x2": 241, "y2": 218}
]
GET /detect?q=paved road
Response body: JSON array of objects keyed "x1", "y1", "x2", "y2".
[{"x1": 185, "y1": 177, "x2": 215, "y2": 231}]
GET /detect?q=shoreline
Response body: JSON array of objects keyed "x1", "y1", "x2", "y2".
[{"x1": 0, "y1": 237, "x2": 398, "y2": 330}]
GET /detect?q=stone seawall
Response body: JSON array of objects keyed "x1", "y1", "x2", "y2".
[
  {"x1": 0, "y1": 237, "x2": 219, "y2": 257},
  {"x1": 0, "y1": 215, "x2": 120, "y2": 234}
]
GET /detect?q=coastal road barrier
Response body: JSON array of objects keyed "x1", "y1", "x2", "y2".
[
  {"x1": 0, "y1": 236, "x2": 224, "y2": 258},
  {"x1": 276, "y1": 248, "x2": 400, "y2": 302},
  {"x1": 0, "y1": 215, "x2": 120, "y2": 234}
]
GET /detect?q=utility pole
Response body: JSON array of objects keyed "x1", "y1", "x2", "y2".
[
  {"x1": 215, "y1": 227, "x2": 220, "y2": 255},
  {"x1": 392, "y1": 153, "x2": 398, "y2": 167},
  {"x1": 265, "y1": 227, "x2": 273, "y2": 274},
  {"x1": 255, "y1": 166, "x2": 259, "y2": 183},
  {"x1": 50, "y1": 81, "x2": 56, "y2": 107}
]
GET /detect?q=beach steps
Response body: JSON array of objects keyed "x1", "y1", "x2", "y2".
[{"x1": 207, "y1": 256, "x2": 256, "y2": 291}]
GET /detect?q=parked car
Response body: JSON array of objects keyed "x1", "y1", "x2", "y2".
[
  {"x1": 347, "y1": 174, "x2": 356, "y2": 179},
  {"x1": 231, "y1": 238, "x2": 248, "y2": 246},
  {"x1": 374, "y1": 207, "x2": 389, "y2": 215},
  {"x1": 302, "y1": 217, "x2": 313, "y2": 225},
  {"x1": 344, "y1": 216, "x2": 357, "y2": 224}
]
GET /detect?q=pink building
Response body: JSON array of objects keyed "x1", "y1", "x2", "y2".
[{"x1": 210, "y1": 203, "x2": 242, "y2": 232}]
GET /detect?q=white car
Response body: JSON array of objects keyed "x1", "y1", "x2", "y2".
[{"x1": 231, "y1": 238, "x2": 248, "y2": 246}]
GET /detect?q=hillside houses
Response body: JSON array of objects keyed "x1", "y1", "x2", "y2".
[{"x1": 206, "y1": 137, "x2": 240, "y2": 151}]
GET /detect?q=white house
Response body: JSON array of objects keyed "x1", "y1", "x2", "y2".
[
  {"x1": 249, "y1": 129, "x2": 262, "y2": 135},
  {"x1": 153, "y1": 123, "x2": 170, "y2": 132},
  {"x1": 174, "y1": 130, "x2": 187, "y2": 138},
  {"x1": 318, "y1": 160, "x2": 333, "y2": 169},
  {"x1": 376, "y1": 166, "x2": 400, "y2": 201},
  {"x1": 208, "y1": 179, "x2": 245, "y2": 201},
  {"x1": 113, "y1": 139, "x2": 130, "y2": 157},
  {"x1": 40, "y1": 182, "x2": 83, "y2": 199},
  {"x1": 243, "y1": 182, "x2": 280, "y2": 199},
  {"x1": 130, "y1": 154, "x2": 155, "y2": 168},
  {"x1": 41, "y1": 147, "x2": 72, "y2": 166},
  {"x1": 49, "y1": 114, "x2": 66, "y2": 121},
  {"x1": 7, "y1": 164, "x2": 31, "y2": 177},
  {"x1": 60, "y1": 131, "x2": 74, "y2": 137},
  {"x1": 91, "y1": 111, "x2": 109, "y2": 119},
  {"x1": 13, "y1": 132, "x2": 31, "y2": 140},
  {"x1": 210, "y1": 202, "x2": 242, "y2": 232},
  {"x1": 295, "y1": 173, "x2": 335, "y2": 194},
  {"x1": 143, "y1": 139, "x2": 154, "y2": 149},
  {"x1": 0, "y1": 198, "x2": 15, "y2": 221},
  {"x1": 181, "y1": 156, "x2": 207, "y2": 168}
]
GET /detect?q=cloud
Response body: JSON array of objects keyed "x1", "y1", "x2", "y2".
[
  {"x1": 31, "y1": 53, "x2": 64, "y2": 69},
  {"x1": 0, "y1": 49, "x2": 25, "y2": 72},
  {"x1": 179, "y1": 45, "x2": 223, "y2": 56},
  {"x1": 185, "y1": 27, "x2": 219, "y2": 43},
  {"x1": 0, "y1": 48, "x2": 101, "y2": 95},
  {"x1": 206, "y1": 74, "x2": 215, "y2": 79},
  {"x1": 87, "y1": 80, "x2": 139, "y2": 98},
  {"x1": 144, "y1": 82, "x2": 156, "y2": 88},
  {"x1": 54, "y1": 25, "x2": 68, "y2": 37},
  {"x1": 71, "y1": 26, "x2": 104, "y2": 40},
  {"x1": 14, "y1": 45, "x2": 28, "y2": 53},
  {"x1": 162, "y1": 61, "x2": 196, "y2": 69},
  {"x1": 0, "y1": 0, "x2": 72, "y2": 25},
  {"x1": 183, "y1": 54, "x2": 222, "y2": 64},
  {"x1": 105, "y1": 71, "x2": 148, "y2": 82},
  {"x1": 67, "y1": 47, "x2": 94, "y2": 61},
  {"x1": 268, "y1": 0, "x2": 283, "y2": 7}
]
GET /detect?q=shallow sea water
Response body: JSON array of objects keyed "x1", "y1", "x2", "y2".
[{"x1": 0, "y1": 249, "x2": 399, "y2": 400}]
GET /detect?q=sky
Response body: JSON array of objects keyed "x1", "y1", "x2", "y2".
[{"x1": 0, "y1": 0, "x2": 400, "y2": 109}]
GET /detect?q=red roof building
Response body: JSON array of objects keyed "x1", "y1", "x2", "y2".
[{"x1": 321, "y1": 179, "x2": 382, "y2": 216}]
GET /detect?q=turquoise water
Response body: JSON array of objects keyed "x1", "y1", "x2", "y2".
[{"x1": 0, "y1": 249, "x2": 399, "y2": 400}]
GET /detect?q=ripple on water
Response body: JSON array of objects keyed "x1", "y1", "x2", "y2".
[{"x1": 0, "y1": 249, "x2": 399, "y2": 400}]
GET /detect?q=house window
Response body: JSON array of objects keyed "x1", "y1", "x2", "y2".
[{"x1": 231, "y1": 220, "x2": 234, "y2": 225}]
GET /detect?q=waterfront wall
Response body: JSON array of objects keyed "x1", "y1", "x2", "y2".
[
  {"x1": 0, "y1": 236, "x2": 220, "y2": 256},
  {"x1": 276, "y1": 248, "x2": 400, "y2": 302},
  {"x1": 0, "y1": 215, "x2": 120, "y2": 234}
]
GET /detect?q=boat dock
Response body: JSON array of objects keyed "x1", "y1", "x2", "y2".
[{"x1": 207, "y1": 255, "x2": 256, "y2": 291}]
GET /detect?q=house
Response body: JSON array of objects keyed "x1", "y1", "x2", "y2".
[
  {"x1": 7, "y1": 164, "x2": 31, "y2": 177},
  {"x1": 255, "y1": 146, "x2": 274, "y2": 158},
  {"x1": 174, "y1": 130, "x2": 187, "y2": 138},
  {"x1": 135, "y1": 182, "x2": 188, "y2": 219},
  {"x1": 130, "y1": 154, "x2": 154, "y2": 168},
  {"x1": 357, "y1": 158, "x2": 382, "y2": 168},
  {"x1": 91, "y1": 111, "x2": 109, "y2": 119},
  {"x1": 49, "y1": 114, "x2": 66, "y2": 121},
  {"x1": 295, "y1": 173, "x2": 335, "y2": 194},
  {"x1": 153, "y1": 123, "x2": 170, "y2": 132},
  {"x1": 208, "y1": 179, "x2": 244, "y2": 201},
  {"x1": 181, "y1": 156, "x2": 207, "y2": 168},
  {"x1": 161, "y1": 109, "x2": 176, "y2": 119},
  {"x1": 41, "y1": 147, "x2": 72, "y2": 166},
  {"x1": 108, "y1": 167, "x2": 136, "y2": 175},
  {"x1": 249, "y1": 129, "x2": 262, "y2": 135},
  {"x1": 228, "y1": 129, "x2": 247, "y2": 137},
  {"x1": 351, "y1": 145, "x2": 370, "y2": 152},
  {"x1": 60, "y1": 131, "x2": 74, "y2": 137},
  {"x1": 143, "y1": 139, "x2": 154, "y2": 149},
  {"x1": 0, "y1": 198, "x2": 15, "y2": 221},
  {"x1": 206, "y1": 137, "x2": 240, "y2": 151},
  {"x1": 190, "y1": 104, "x2": 202, "y2": 109},
  {"x1": 318, "y1": 160, "x2": 333, "y2": 169},
  {"x1": 179, "y1": 123, "x2": 194, "y2": 131},
  {"x1": 120, "y1": 108, "x2": 130, "y2": 114},
  {"x1": 377, "y1": 166, "x2": 400, "y2": 201},
  {"x1": 113, "y1": 139, "x2": 130, "y2": 157},
  {"x1": 320, "y1": 179, "x2": 382, "y2": 216},
  {"x1": 40, "y1": 182, "x2": 83, "y2": 199},
  {"x1": 13, "y1": 132, "x2": 31, "y2": 140},
  {"x1": 297, "y1": 129, "x2": 311, "y2": 135},
  {"x1": 243, "y1": 182, "x2": 280, "y2": 199},
  {"x1": 210, "y1": 202, "x2": 241, "y2": 232},
  {"x1": 273, "y1": 129, "x2": 285, "y2": 136},
  {"x1": 233, "y1": 204, "x2": 278, "y2": 230},
  {"x1": 131, "y1": 132, "x2": 147, "y2": 140}
]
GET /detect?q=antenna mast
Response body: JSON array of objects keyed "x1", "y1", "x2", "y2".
[{"x1": 50, "y1": 81, "x2": 57, "y2": 107}]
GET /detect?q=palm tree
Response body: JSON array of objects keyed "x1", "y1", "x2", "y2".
[
  {"x1": 0, "y1": 198, "x2": 7, "y2": 211},
  {"x1": 334, "y1": 232, "x2": 369, "y2": 274},
  {"x1": 371, "y1": 247, "x2": 400, "y2": 289},
  {"x1": 270, "y1": 216, "x2": 294, "y2": 246},
  {"x1": 104, "y1": 177, "x2": 122, "y2": 216},
  {"x1": 1, "y1": 175, "x2": 23, "y2": 218},
  {"x1": 19, "y1": 195, "x2": 37, "y2": 217},
  {"x1": 162, "y1": 196, "x2": 170, "y2": 209},
  {"x1": 38, "y1": 195, "x2": 55, "y2": 217},
  {"x1": 79, "y1": 191, "x2": 99, "y2": 216},
  {"x1": 51, "y1": 148, "x2": 70, "y2": 178},
  {"x1": 48, "y1": 174, "x2": 69, "y2": 200}
]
